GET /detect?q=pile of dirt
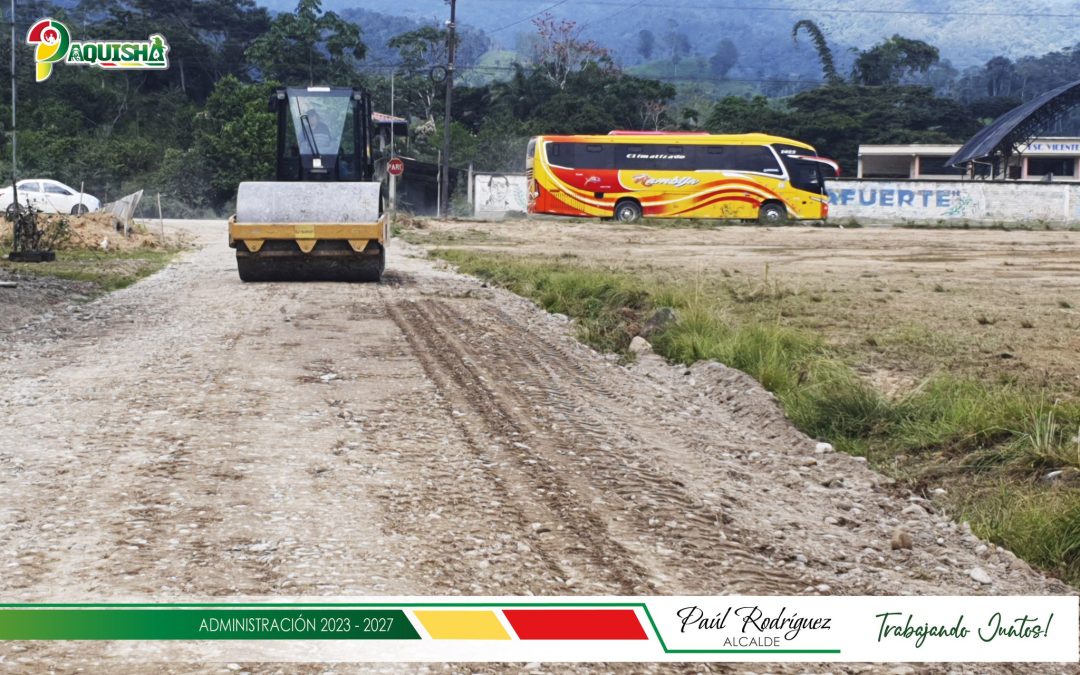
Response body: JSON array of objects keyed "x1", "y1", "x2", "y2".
[{"x1": 1, "y1": 213, "x2": 168, "y2": 251}]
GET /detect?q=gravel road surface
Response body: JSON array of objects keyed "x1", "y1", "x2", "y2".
[{"x1": 0, "y1": 221, "x2": 1072, "y2": 673}]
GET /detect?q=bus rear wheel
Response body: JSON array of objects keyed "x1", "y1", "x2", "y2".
[
  {"x1": 758, "y1": 202, "x2": 787, "y2": 225},
  {"x1": 614, "y1": 200, "x2": 642, "y2": 223}
]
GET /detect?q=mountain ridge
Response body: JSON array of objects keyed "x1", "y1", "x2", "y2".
[{"x1": 256, "y1": 0, "x2": 1079, "y2": 71}]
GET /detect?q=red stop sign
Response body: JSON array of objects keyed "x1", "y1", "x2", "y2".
[{"x1": 387, "y1": 157, "x2": 405, "y2": 176}]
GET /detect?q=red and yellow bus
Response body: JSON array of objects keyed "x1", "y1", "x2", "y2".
[{"x1": 526, "y1": 131, "x2": 838, "y2": 224}]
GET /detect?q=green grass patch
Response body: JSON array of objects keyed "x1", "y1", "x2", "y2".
[
  {"x1": 397, "y1": 228, "x2": 507, "y2": 247},
  {"x1": 957, "y1": 481, "x2": 1080, "y2": 582},
  {"x1": 435, "y1": 247, "x2": 1080, "y2": 585},
  {"x1": 440, "y1": 250, "x2": 653, "y2": 353},
  {"x1": 0, "y1": 248, "x2": 182, "y2": 291}
]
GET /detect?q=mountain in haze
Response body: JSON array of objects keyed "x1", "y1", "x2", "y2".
[{"x1": 257, "y1": 0, "x2": 1080, "y2": 73}]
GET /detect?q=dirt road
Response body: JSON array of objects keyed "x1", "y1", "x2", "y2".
[{"x1": 0, "y1": 221, "x2": 1071, "y2": 672}]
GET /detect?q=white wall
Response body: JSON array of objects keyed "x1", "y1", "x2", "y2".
[
  {"x1": 828, "y1": 180, "x2": 1080, "y2": 224},
  {"x1": 474, "y1": 173, "x2": 527, "y2": 219}
]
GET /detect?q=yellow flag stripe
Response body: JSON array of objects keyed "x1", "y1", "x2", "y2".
[{"x1": 413, "y1": 610, "x2": 511, "y2": 640}]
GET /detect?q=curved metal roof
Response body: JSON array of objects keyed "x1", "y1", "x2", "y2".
[{"x1": 947, "y1": 79, "x2": 1080, "y2": 166}]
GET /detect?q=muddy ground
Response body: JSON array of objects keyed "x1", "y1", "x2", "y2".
[{"x1": 0, "y1": 220, "x2": 1074, "y2": 673}]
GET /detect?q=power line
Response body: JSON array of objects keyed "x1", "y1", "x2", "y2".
[
  {"x1": 579, "y1": 0, "x2": 649, "y2": 30},
  {"x1": 461, "y1": 0, "x2": 1080, "y2": 20},
  {"x1": 486, "y1": 0, "x2": 571, "y2": 34}
]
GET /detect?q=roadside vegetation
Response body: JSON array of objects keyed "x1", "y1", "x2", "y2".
[
  {"x1": 434, "y1": 248, "x2": 1080, "y2": 585},
  {"x1": 10, "y1": 1, "x2": 1080, "y2": 219},
  {"x1": 1, "y1": 214, "x2": 185, "y2": 292},
  {"x1": 0, "y1": 249, "x2": 182, "y2": 292}
]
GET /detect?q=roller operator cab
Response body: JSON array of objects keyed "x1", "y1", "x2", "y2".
[{"x1": 228, "y1": 86, "x2": 388, "y2": 282}]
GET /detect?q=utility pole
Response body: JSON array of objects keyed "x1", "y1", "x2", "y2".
[
  {"x1": 389, "y1": 69, "x2": 396, "y2": 214},
  {"x1": 10, "y1": 0, "x2": 16, "y2": 185},
  {"x1": 439, "y1": 0, "x2": 456, "y2": 217}
]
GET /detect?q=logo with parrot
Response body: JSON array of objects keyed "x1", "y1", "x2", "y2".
[{"x1": 27, "y1": 18, "x2": 169, "y2": 83}]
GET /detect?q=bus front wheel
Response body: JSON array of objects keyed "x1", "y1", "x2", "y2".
[
  {"x1": 758, "y1": 202, "x2": 788, "y2": 225},
  {"x1": 614, "y1": 200, "x2": 642, "y2": 223}
]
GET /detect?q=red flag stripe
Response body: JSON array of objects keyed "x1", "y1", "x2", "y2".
[{"x1": 502, "y1": 609, "x2": 648, "y2": 640}]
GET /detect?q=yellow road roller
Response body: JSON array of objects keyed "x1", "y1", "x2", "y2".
[{"x1": 228, "y1": 86, "x2": 387, "y2": 282}]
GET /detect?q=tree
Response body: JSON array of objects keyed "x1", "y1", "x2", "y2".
[
  {"x1": 637, "y1": 30, "x2": 655, "y2": 62},
  {"x1": 785, "y1": 85, "x2": 979, "y2": 174},
  {"x1": 192, "y1": 76, "x2": 277, "y2": 209},
  {"x1": 792, "y1": 19, "x2": 841, "y2": 85},
  {"x1": 79, "y1": 0, "x2": 271, "y2": 100},
  {"x1": 478, "y1": 62, "x2": 674, "y2": 138},
  {"x1": 709, "y1": 39, "x2": 739, "y2": 79},
  {"x1": 246, "y1": 0, "x2": 366, "y2": 85},
  {"x1": 967, "y1": 96, "x2": 1022, "y2": 124},
  {"x1": 154, "y1": 147, "x2": 213, "y2": 216},
  {"x1": 530, "y1": 13, "x2": 613, "y2": 90},
  {"x1": 640, "y1": 100, "x2": 666, "y2": 130},
  {"x1": 984, "y1": 56, "x2": 1016, "y2": 97},
  {"x1": 852, "y1": 35, "x2": 939, "y2": 86},
  {"x1": 706, "y1": 96, "x2": 792, "y2": 135},
  {"x1": 680, "y1": 106, "x2": 702, "y2": 128},
  {"x1": 388, "y1": 27, "x2": 447, "y2": 125},
  {"x1": 665, "y1": 20, "x2": 691, "y2": 68}
]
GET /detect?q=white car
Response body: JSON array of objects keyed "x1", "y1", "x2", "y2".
[{"x1": 0, "y1": 179, "x2": 101, "y2": 215}]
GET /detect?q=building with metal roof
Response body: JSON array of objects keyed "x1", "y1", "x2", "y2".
[
  {"x1": 946, "y1": 79, "x2": 1080, "y2": 175},
  {"x1": 858, "y1": 138, "x2": 1080, "y2": 181}
]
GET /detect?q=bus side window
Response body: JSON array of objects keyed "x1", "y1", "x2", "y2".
[
  {"x1": 546, "y1": 142, "x2": 572, "y2": 166},
  {"x1": 660, "y1": 146, "x2": 687, "y2": 171},
  {"x1": 617, "y1": 145, "x2": 645, "y2": 169},
  {"x1": 728, "y1": 146, "x2": 783, "y2": 174},
  {"x1": 579, "y1": 143, "x2": 614, "y2": 169},
  {"x1": 697, "y1": 145, "x2": 729, "y2": 171}
]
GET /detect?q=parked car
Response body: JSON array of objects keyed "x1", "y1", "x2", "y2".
[{"x1": 0, "y1": 179, "x2": 101, "y2": 215}]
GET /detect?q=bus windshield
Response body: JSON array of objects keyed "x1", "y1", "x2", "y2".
[{"x1": 773, "y1": 143, "x2": 830, "y2": 195}]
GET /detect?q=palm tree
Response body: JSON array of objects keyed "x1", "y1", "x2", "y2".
[{"x1": 792, "y1": 20, "x2": 842, "y2": 86}]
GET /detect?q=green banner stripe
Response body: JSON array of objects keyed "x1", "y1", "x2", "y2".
[{"x1": 0, "y1": 609, "x2": 419, "y2": 640}]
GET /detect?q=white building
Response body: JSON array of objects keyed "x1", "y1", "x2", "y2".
[{"x1": 857, "y1": 138, "x2": 1080, "y2": 181}]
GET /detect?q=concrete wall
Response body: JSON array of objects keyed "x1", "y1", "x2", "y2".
[{"x1": 828, "y1": 180, "x2": 1080, "y2": 224}]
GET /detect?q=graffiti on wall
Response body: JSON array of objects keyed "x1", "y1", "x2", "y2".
[
  {"x1": 828, "y1": 187, "x2": 975, "y2": 214},
  {"x1": 826, "y1": 181, "x2": 1080, "y2": 223},
  {"x1": 474, "y1": 173, "x2": 527, "y2": 217}
]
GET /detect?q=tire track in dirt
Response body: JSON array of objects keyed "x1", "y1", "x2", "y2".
[
  {"x1": 416, "y1": 297, "x2": 807, "y2": 594},
  {"x1": 464, "y1": 313, "x2": 891, "y2": 591},
  {"x1": 437, "y1": 299, "x2": 921, "y2": 595},
  {"x1": 317, "y1": 294, "x2": 569, "y2": 595},
  {"x1": 389, "y1": 299, "x2": 657, "y2": 594}
]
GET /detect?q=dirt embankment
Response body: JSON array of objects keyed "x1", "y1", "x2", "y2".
[{"x1": 1, "y1": 212, "x2": 173, "y2": 252}]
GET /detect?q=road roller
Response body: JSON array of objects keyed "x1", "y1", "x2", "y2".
[{"x1": 228, "y1": 86, "x2": 387, "y2": 282}]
